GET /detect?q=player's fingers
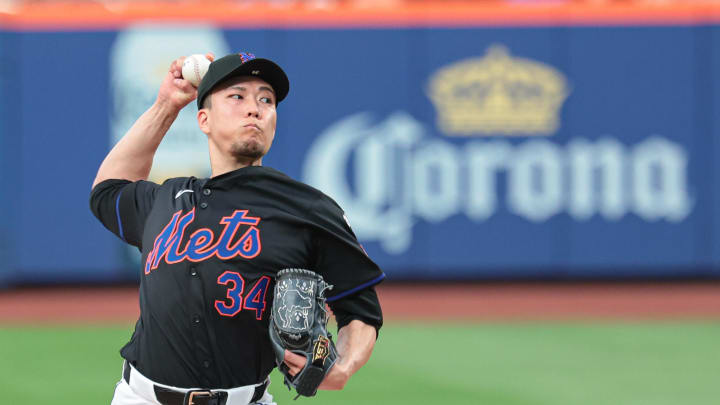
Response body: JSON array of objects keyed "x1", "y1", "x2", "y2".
[
  {"x1": 283, "y1": 350, "x2": 306, "y2": 366},
  {"x1": 206, "y1": 52, "x2": 215, "y2": 62},
  {"x1": 173, "y1": 78, "x2": 197, "y2": 95},
  {"x1": 170, "y1": 57, "x2": 186, "y2": 78},
  {"x1": 284, "y1": 363, "x2": 300, "y2": 377},
  {"x1": 283, "y1": 350, "x2": 306, "y2": 376}
]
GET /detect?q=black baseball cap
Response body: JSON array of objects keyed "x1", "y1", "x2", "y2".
[{"x1": 197, "y1": 52, "x2": 290, "y2": 109}]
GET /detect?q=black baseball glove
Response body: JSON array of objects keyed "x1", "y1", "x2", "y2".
[{"x1": 269, "y1": 268, "x2": 338, "y2": 398}]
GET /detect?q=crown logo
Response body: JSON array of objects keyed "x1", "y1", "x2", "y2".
[{"x1": 427, "y1": 45, "x2": 569, "y2": 136}]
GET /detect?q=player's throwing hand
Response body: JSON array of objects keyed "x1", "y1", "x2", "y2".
[{"x1": 156, "y1": 53, "x2": 215, "y2": 112}]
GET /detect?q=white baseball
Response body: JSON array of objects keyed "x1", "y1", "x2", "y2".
[{"x1": 181, "y1": 54, "x2": 211, "y2": 87}]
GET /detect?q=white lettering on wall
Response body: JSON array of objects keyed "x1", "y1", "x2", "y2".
[{"x1": 303, "y1": 113, "x2": 694, "y2": 253}]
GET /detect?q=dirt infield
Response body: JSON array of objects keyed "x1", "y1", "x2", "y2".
[
  {"x1": 1, "y1": 282, "x2": 719, "y2": 324},
  {"x1": 378, "y1": 282, "x2": 720, "y2": 321}
]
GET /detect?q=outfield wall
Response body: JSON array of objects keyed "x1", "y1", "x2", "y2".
[{"x1": 0, "y1": 3, "x2": 719, "y2": 284}]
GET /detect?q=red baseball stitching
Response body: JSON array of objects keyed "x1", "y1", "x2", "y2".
[{"x1": 193, "y1": 57, "x2": 201, "y2": 84}]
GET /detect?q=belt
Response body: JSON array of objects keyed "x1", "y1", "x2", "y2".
[{"x1": 123, "y1": 360, "x2": 269, "y2": 405}]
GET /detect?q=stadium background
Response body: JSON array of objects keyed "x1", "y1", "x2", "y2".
[{"x1": 1, "y1": 0, "x2": 720, "y2": 403}]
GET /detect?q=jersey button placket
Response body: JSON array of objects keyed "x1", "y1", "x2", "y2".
[{"x1": 200, "y1": 188, "x2": 211, "y2": 209}]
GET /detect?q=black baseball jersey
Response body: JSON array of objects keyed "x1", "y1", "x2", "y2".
[{"x1": 89, "y1": 166, "x2": 385, "y2": 389}]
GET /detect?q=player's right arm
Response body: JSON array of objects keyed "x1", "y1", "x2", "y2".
[
  {"x1": 92, "y1": 54, "x2": 211, "y2": 188},
  {"x1": 90, "y1": 54, "x2": 213, "y2": 247}
]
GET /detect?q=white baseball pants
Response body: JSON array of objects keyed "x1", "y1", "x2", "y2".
[{"x1": 110, "y1": 362, "x2": 276, "y2": 405}]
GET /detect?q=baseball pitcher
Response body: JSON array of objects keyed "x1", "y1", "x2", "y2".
[{"x1": 90, "y1": 52, "x2": 385, "y2": 405}]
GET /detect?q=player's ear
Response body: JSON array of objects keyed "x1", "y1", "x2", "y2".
[{"x1": 197, "y1": 109, "x2": 210, "y2": 136}]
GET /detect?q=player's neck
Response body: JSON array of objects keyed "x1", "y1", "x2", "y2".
[
  {"x1": 208, "y1": 141, "x2": 265, "y2": 177},
  {"x1": 210, "y1": 158, "x2": 263, "y2": 178}
]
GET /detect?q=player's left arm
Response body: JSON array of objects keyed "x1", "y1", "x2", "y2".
[
  {"x1": 284, "y1": 285, "x2": 383, "y2": 390},
  {"x1": 318, "y1": 318, "x2": 377, "y2": 390},
  {"x1": 286, "y1": 194, "x2": 386, "y2": 389}
]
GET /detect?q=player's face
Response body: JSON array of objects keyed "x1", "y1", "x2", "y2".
[{"x1": 199, "y1": 76, "x2": 277, "y2": 163}]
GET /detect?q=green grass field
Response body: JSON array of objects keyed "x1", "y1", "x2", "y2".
[{"x1": 1, "y1": 322, "x2": 719, "y2": 405}]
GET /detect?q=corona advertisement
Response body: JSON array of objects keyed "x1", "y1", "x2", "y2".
[{"x1": 0, "y1": 5, "x2": 717, "y2": 283}]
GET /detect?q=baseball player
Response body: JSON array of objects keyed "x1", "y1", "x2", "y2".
[{"x1": 90, "y1": 52, "x2": 385, "y2": 405}]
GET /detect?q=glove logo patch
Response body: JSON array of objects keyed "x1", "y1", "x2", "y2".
[{"x1": 312, "y1": 336, "x2": 331, "y2": 366}]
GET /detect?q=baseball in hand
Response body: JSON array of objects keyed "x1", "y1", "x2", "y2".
[{"x1": 182, "y1": 54, "x2": 211, "y2": 87}]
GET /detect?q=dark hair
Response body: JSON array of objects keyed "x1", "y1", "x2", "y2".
[{"x1": 202, "y1": 95, "x2": 212, "y2": 109}]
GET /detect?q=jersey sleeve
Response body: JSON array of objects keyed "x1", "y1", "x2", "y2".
[
  {"x1": 89, "y1": 179, "x2": 160, "y2": 248},
  {"x1": 309, "y1": 195, "x2": 386, "y2": 305},
  {"x1": 328, "y1": 286, "x2": 383, "y2": 335}
]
